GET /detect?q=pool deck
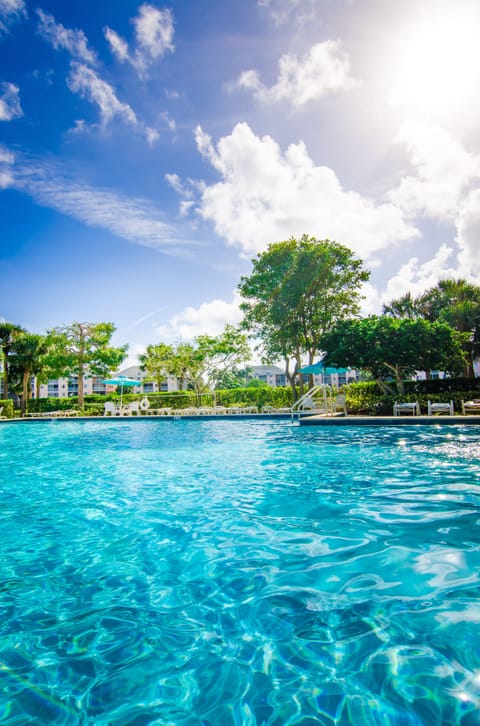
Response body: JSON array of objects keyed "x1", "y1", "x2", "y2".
[
  {"x1": 2, "y1": 412, "x2": 480, "y2": 425},
  {"x1": 299, "y1": 413, "x2": 480, "y2": 426}
]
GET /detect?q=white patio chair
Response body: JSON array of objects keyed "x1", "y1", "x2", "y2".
[
  {"x1": 462, "y1": 399, "x2": 480, "y2": 415},
  {"x1": 393, "y1": 401, "x2": 420, "y2": 416},
  {"x1": 104, "y1": 401, "x2": 119, "y2": 416},
  {"x1": 125, "y1": 401, "x2": 141, "y2": 416},
  {"x1": 427, "y1": 400, "x2": 454, "y2": 416}
]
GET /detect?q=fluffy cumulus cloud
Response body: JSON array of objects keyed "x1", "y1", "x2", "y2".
[
  {"x1": 104, "y1": 4, "x2": 174, "y2": 77},
  {"x1": 0, "y1": 81, "x2": 22, "y2": 121},
  {"x1": 382, "y1": 244, "x2": 457, "y2": 305},
  {"x1": 237, "y1": 41, "x2": 357, "y2": 106},
  {"x1": 67, "y1": 63, "x2": 159, "y2": 144},
  {"x1": 186, "y1": 122, "x2": 418, "y2": 260},
  {"x1": 36, "y1": 9, "x2": 97, "y2": 64},
  {"x1": 154, "y1": 292, "x2": 244, "y2": 343},
  {"x1": 0, "y1": 0, "x2": 26, "y2": 34},
  {"x1": 387, "y1": 119, "x2": 480, "y2": 221}
]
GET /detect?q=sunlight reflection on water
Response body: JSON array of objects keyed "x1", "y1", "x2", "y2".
[{"x1": 0, "y1": 420, "x2": 479, "y2": 724}]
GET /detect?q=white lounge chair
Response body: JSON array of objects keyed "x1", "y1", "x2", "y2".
[
  {"x1": 462, "y1": 399, "x2": 480, "y2": 415},
  {"x1": 124, "y1": 401, "x2": 140, "y2": 416},
  {"x1": 428, "y1": 400, "x2": 454, "y2": 416},
  {"x1": 332, "y1": 394, "x2": 347, "y2": 416},
  {"x1": 0, "y1": 406, "x2": 6, "y2": 420},
  {"x1": 393, "y1": 401, "x2": 420, "y2": 416},
  {"x1": 104, "y1": 401, "x2": 119, "y2": 416}
]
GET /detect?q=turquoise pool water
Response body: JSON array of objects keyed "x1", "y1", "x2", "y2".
[{"x1": 0, "y1": 419, "x2": 479, "y2": 725}]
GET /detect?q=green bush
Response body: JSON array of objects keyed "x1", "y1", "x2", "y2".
[
  {"x1": 344, "y1": 380, "x2": 480, "y2": 415},
  {"x1": 0, "y1": 399, "x2": 15, "y2": 418},
  {"x1": 26, "y1": 398, "x2": 80, "y2": 414}
]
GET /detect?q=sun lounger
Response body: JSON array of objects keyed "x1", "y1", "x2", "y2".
[
  {"x1": 393, "y1": 401, "x2": 421, "y2": 416},
  {"x1": 462, "y1": 399, "x2": 480, "y2": 415},
  {"x1": 427, "y1": 400, "x2": 454, "y2": 415},
  {"x1": 104, "y1": 401, "x2": 120, "y2": 416}
]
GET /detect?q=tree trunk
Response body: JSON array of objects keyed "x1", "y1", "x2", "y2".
[
  {"x1": 78, "y1": 363, "x2": 85, "y2": 408},
  {"x1": 2, "y1": 353, "x2": 8, "y2": 399},
  {"x1": 284, "y1": 357, "x2": 298, "y2": 401},
  {"x1": 21, "y1": 370, "x2": 29, "y2": 415}
]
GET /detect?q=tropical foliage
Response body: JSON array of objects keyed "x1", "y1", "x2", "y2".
[
  {"x1": 45, "y1": 323, "x2": 127, "y2": 407},
  {"x1": 321, "y1": 316, "x2": 466, "y2": 394},
  {"x1": 238, "y1": 235, "x2": 369, "y2": 399},
  {"x1": 384, "y1": 279, "x2": 480, "y2": 377},
  {"x1": 139, "y1": 325, "x2": 251, "y2": 398}
]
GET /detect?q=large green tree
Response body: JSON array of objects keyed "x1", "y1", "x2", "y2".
[
  {"x1": 139, "y1": 343, "x2": 174, "y2": 390},
  {"x1": 238, "y1": 235, "x2": 370, "y2": 399},
  {"x1": 9, "y1": 333, "x2": 49, "y2": 415},
  {"x1": 191, "y1": 325, "x2": 251, "y2": 395},
  {"x1": 0, "y1": 322, "x2": 25, "y2": 399},
  {"x1": 384, "y1": 279, "x2": 480, "y2": 377},
  {"x1": 321, "y1": 316, "x2": 466, "y2": 394},
  {"x1": 139, "y1": 327, "x2": 250, "y2": 399},
  {"x1": 45, "y1": 322, "x2": 127, "y2": 407}
]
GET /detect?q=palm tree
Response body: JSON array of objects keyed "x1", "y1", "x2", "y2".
[
  {"x1": 10, "y1": 333, "x2": 49, "y2": 415},
  {"x1": 0, "y1": 322, "x2": 25, "y2": 399},
  {"x1": 383, "y1": 292, "x2": 421, "y2": 319},
  {"x1": 418, "y1": 279, "x2": 480, "y2": 377}
]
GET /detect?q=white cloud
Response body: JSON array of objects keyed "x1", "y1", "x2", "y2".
[
  {"x1": 104, "y1": 26, "x2": 129, "y2": 62},
  {"x1": 237, "y1": 41, "x2": 357, "y2": 106},
  {"x1": 455, "y1": 190, "x2": 480, "y2": 278},
  {"x1": 67, "y1": 63, "x2": 159, "y2": 144},
  {"x1": 0, "y1": 144, "x2": 14, "y2": 188},
  {"x1": 0, "y1": 0, "x2": 26, "y2": 34},
  {"x1": 104, "y1": 4, "x2": 174, "y2": 77},
  {"x1": 382, "y1": 244, "x2": 457, "y2": 304},
  {"x1": 3, "y1": 151, "x2": 189, "y2": 252},
  {"x1": 0, "y1": 81, "x2": 22, "y2": 120},
  {"x1": 258, "y1": 0, "x2": 324, "y2": 27},
  {"x1": 154, "y1": 292, "x2": 243, "y2": 342},
  {"x1": 133, "y1": 5, "x2": 174, "y2": 63},
  {"x1": 36, "y1": 9, "x2": 97, "y2": 65},
  {"x1": 387, "y1": 119, "x2": 480, "y2": 221},
  {"x1": 188, "y1": 122, "x2": 418, "y2": 260}
]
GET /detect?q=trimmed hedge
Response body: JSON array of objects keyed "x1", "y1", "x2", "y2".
[
  {"x1": 344, "y1": 379, "x2": 480, "y2": 415},
  {"x1": 25, "y1": 387, "x2": 296, "y2": 416},
  {"x1": 0, "y1": 399, "x2": 14, "y2": 418},
  {"x1": 22, "y1": 377, "x2": 480, "y2": 417}
]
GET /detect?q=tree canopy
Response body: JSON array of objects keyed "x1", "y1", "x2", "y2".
[
  {"x1": 383, "y1": 279, "x2": 480, "y2": 376},
  {"x1": 139, "y1": 326, "x2": 251, "y2": 398},
  {"x1": 0, "y1": 322, "x2": 25, "y2": 399},
  {"x1": 238, "y1": 235, "x2": 370, "y2": 398},
  {"x1": 321, "y1": 316, "x2": 467, "y2": 394},
  {"x1": 9, "y1": 333, "x2": 49, "y2": 414},
  {"x1": 45, "y1": 322, "x2": 127, "y2": 407}
]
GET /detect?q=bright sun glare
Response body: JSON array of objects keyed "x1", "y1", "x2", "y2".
[{"x1": 389, "y1": 6, "x2": 480, "y2": 117}]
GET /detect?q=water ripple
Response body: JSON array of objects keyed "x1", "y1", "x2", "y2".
[{"x1": 0, "y1": 420, "x2": 479, "y2": 724}]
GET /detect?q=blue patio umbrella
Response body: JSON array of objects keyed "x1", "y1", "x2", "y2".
[
  {"x1": 103, "y1": 375, "x2": 139, "y2": 407},
  {"x1": 299, "y1": 361, "x2": 348, "y2": 375}
]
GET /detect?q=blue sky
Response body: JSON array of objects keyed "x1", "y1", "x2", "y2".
[{"x1": 1, "y1": 0, "x2": 480, "y2": 364}]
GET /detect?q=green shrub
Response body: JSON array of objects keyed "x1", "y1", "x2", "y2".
[
  {"x1": 344, "y1": 380, "x2": 480, "y2": 415},
  {"x1": 0, "y1": 399, "x2": 15, "y2": 418}
]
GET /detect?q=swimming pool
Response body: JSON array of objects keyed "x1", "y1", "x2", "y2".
[{"x1": 0, "y1": 419, "x2": 479, "y2": 724}]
